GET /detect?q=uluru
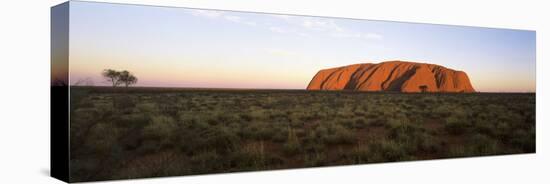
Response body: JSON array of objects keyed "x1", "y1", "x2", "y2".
[{"x1": 307, "y1": 61, "x2": 475, "y2": 93}]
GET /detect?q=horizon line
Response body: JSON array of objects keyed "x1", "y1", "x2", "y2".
[{"x1": 67, "y1": 85, "x2": 536, "y2": 93}]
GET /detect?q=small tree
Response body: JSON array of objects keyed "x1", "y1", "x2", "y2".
[
  {"x1": 102, "y1": 69, "x2": 121, "y2": 87},
  {"x1": 119, "y1": 70, "x2": 138, "y2": 87},
  {"x1": 419, "y1": 85, "x2": 428, "y2": 93}
]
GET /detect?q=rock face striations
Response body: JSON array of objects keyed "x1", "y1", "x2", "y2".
[{"x1": 307, "y1": 61, "x2": 475, "y2": 93}]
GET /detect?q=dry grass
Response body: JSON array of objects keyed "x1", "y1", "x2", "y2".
[{"x1": 69, "y1": 87, "x2": 535, "y2": 182}]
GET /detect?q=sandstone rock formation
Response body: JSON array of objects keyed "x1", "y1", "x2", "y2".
[{"x1": 307, "y1": 61, "x2": 475, "y2": 93}]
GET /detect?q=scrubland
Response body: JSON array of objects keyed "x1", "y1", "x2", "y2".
[{"x1": 69, "y1": 87, "x2": 535, "y2": 181}]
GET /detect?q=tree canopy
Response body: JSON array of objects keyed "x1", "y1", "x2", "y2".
[{"x1": 102, "y1": 69, "x2": 138, "y2": 87}]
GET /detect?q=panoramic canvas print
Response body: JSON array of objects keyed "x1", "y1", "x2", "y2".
[{"x1": 51, "y1": 1, "x2": 536, "y2": 182}]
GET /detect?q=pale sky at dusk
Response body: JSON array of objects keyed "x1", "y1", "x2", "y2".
[{"x1": 65, "y1": 1, "x2": 536, "y2": 92}]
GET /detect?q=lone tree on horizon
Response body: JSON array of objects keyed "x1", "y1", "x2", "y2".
[
  {"x1": 119, "y1": 70, "x2": 138, "y2": 87},
  {"x1": 419, "y1": 85, "x2": 428, "y2": 93},
  {"x1": 102, "y1": 69, "x2": 121, "y2": 87},
  {"x1": 102, "y1": 69, "x2": 138, "y2": 87}
]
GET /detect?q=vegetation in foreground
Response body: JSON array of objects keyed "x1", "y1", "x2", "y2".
[{"x1": 69, "y1": 87, "x2": 535, "y2": 181}]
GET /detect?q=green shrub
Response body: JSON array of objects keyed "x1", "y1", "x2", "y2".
[
  {"x1": 142, "y1": 115, "x2": 177, "y2": 139},
  {"x1": 137, "y1": 139, "x2": 161, "y2": 154},
  {"x1": 249, "y1": 108, "x2": 267, "y2": 120},
  {"x1": 302, "y1": 130, "x2": 326, "y2": 153},
  {"x1": 447, "y1": 145, "x2": 475, "y2": 157},
  {"x1": 324, "y1": 124, "x2": 355, "y2": 144},
  {"x1": 304, "y1": 152, "x2": 326, "y2": 167},
  {"x1": 270, "y1": 126, "x2": 287, "y2": 142},
  {"x1": 213, "y1": 113, "x2": 238, "y2": 125},
  {"x1": 423, "y1": 138, "x2": 443, "y2": 154},
  {"x1": 368, "y1": 118, "x2": 386, "y2": 127},
  {"x1": 190, "y1": 150, "x2": 225, "y2": 173},
  {"x1": 388, "y1": 122, "x2": 430, "y2": 154},
  {"x1": 116, "y1": 114, "x2": 150, "y2": 129},
  {"x1": 179, "y1": 114, "x2": 210, "y2": 130},
  {"x1": 230, "y1": 141, "x2": 283, "y2": 170},
  {"x1": 444, "y1": 115, "x2": 470, "y2": 135},
  {"x1": 231, "y1": 142, "x2": 266, "y2": 169},
  {"x1": 241, "y1": 122, "x2": 276, "y2": 140},
  {"x1": 86, "y1": 123, "x2": 121, "y2": 154},
  {"x1": 509, "y1": 126, "x2": 535, "y2": 152},
  {"x1": 239, "y1": 113, "x2": 253, "y2": 121},
  {"x1": 369, "y1": 139, "x2": 411, "y2": 161},
  {"x1": 113, "y1": 95, "x2": 136, "y2": 110},
  {"x1": 493, "y1": 122, "x2": 513, "y2": 142},
  {"x1": 473, "y1": 120, "x2": 496, "y2": 137},
  {"x1": 342, "y1": 117, "x2": 368, "y2": 129},
  {"x1": 78, "y1": 100, "x2": 95, "y2": 108},
  {"x1": 354, "y1": 117, "x2": 368, "y2": 128},
  {"x1": 191, "y1": 126, "x2": 242, "y2": 154},
  {"x1": 385, "y1": 115, "x2": 409, "y2": 129},
  {"x1": 283, "y1": 127, "x2": 301, "y2": 155},
  {"x1": 431, "y1": 104, "x2": 452, "y2": 118},
  {"x1": 313, "y1": 124, "x2": 329, "y2": 138},
  {"x1": 469, "y1": 133, "x2": 500, "y2": 155},
  {"x1": 389, "y1": 122, "x2": 418, "y2": 140},
  {"x1": 136, "y1": 102, "x2": 157, "y2": 114},
  {"x1": 344, "y1": 143, "x2": 376, "y2": 164}
]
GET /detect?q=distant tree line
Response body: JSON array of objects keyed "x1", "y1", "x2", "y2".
[{"x1": 102, "y1": 69, "x2": 138, "y2": 87}]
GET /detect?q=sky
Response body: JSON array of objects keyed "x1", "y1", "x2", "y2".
[
  {"x1": 64, "y1": 1, "x2": 536, "y2": 92},
  {"x1": 51, "y1": 2, "x2": 69, "y2": 86}
]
